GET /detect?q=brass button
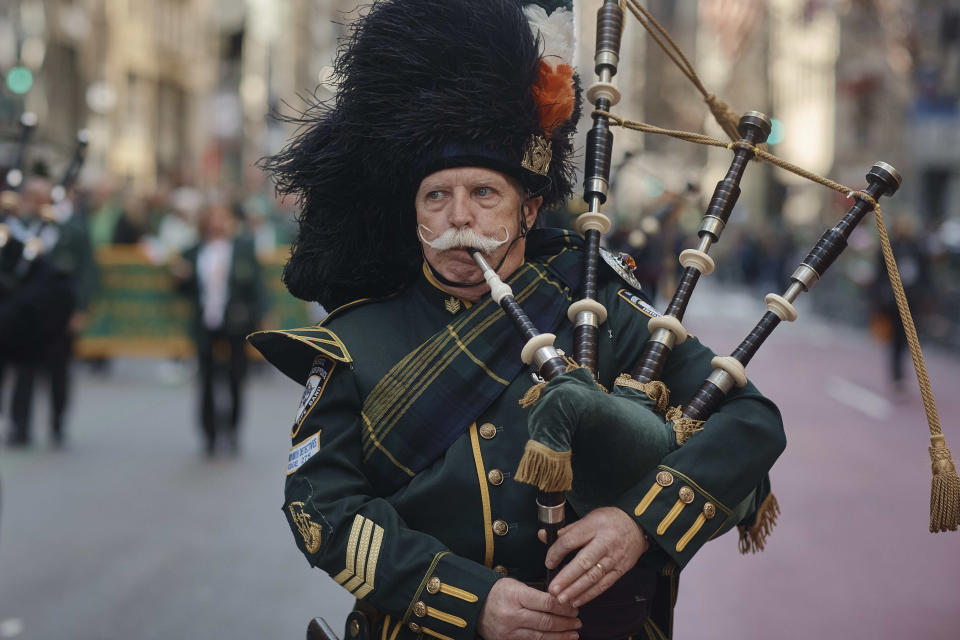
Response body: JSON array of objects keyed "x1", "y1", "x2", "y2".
[
  {"x1": 426, "y1": 576, "x2": 441, "y2": 594},
  {"x1": 493, "y1": 565, "x2": 508, "y2": 576},
  {"x1": 656, "y1": 470, "x2": 674, "y2": 487},
  {"x1": 492, "y1": 519, "x2": 509, "y2": 536},
  {"x1": 349, "y1": 619, "x2": 360, "y2": 637},
  {"x1": 413, "y1": 601, "x2": 427, "y2": 617},
  {"x1": 678, "y1": 486, "x2": 695, "y2": 504},
  {"x1": 487, "y1": 469, "x2": 504, "y2": 486},
  {"x1": 408, "y1": 621, "x2": 421, "y2": 632},
  {"x1": 479, "y1": 423, "x2": 497, "y2": 439},
  {"x1": 703, "y1": 502, "x2": 716, "y2": 519}
]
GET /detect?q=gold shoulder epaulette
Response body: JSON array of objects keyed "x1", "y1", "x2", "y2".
[{"x1": 248, "y1": 327, "x2": 352, "y2": 385}]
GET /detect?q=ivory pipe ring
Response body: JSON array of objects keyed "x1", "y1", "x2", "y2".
[
  {"x1": 711, "y1": 356, "x2": 747, "y2": 388},
  {"x1": 764, "y1": 293, "x2": 798, "y2": 322},
  {"x1": 575, "y1": 211, "x2": 612, "y2": 235},
  {"x1": 648, "y1": 315, "x2": 688, "y2": 344},
  {"x1": 568, "y1": 298, "x2": 608, "y2": 324},
  {"x1": 521, "y1": 333, "x2": 557, "y2": 366},
  {"x1": 678, "y1": 248, "x2": 715, "y2": 276}
]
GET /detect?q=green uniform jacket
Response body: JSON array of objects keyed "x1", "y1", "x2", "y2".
[{"x1": 250, "y1": 239, "x2": 784, "y2": 640}]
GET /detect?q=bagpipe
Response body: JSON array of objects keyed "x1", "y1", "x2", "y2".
[
  {"x1": 0, "y1": 115, "x2": 89, "y2": 362},
  {"x1": 471, "y1": 0, "x2": 959, "y2": 590}
]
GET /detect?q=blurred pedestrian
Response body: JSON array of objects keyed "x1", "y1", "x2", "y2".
[
  {"x1": 172, "y1": 199, "x2": 267, "y2": 456},
  {"x1": 2, "y1": 177, "x2": 77, "y2": 447},
  {"x1": 871, "y1": 216, "x2": 931, "y2": 390}
]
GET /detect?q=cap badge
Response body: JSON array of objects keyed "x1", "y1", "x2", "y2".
[{"x1": 522, "y1": 134, "x2": 552, "y2": 176}]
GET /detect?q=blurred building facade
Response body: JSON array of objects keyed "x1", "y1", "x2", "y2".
[
  {"x1": 2, "y1": 0, "x2": 958, "y2": 344},
  {"x1": 0, "y1": 0, "x2": 356, "y2": 191}
]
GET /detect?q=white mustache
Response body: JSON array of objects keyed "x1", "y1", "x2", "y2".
[{"x1": 418, "y1": 225, "x2": 510, "y2": 254}]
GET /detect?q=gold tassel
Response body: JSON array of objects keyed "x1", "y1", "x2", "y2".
[
  {"x1": 738, "y1": 492, "x2": 780, "y2": 554},
  {"x1": 929, "y1": 434, "x2": 960, "y2": 533},
  {"x1": 665, "y1": 405, "x2": 703, "y2": 446},
  {"x1": 518, "y1": 381, "x2": 547, "y2": 408},
  {"x1": 514, "y1": 440, "x2": 573, "y2": 492}
]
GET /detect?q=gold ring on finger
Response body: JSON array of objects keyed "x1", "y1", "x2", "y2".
[{"x1": 595, "y1": 562, "x2": 605, "y2": 574}]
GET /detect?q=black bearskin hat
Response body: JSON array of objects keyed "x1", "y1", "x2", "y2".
[{"x1": 264, "y1": 0, "x2": 580, "y2": 310}]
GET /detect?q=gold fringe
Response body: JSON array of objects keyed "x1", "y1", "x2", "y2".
[
  {"x1": 665, "y1": 405, "x2": 703, "y2": 446},
  {"x1": 738, "y1": 492, "x2": 780, "y2": 554},
  {"x1": 518, "y1": 381, "x2": 547, "y2": 408},
  {"x1": 514, "y1": 440, "x2": 573, "y2": 492},
  {"x1": 929, "y1": 434, "x2": 960, "y2": 532},
  {"x1": 614, "y1": 374, "x2": 671, "y2": 413}
]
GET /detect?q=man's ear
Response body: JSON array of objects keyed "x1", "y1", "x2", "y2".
[{"x1": 523, "y1": 195, "x2": 543, "y2": 229}]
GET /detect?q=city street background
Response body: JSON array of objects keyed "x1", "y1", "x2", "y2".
[{"x1": 2, "y1": 0, "x2": 960, "y2": 639}]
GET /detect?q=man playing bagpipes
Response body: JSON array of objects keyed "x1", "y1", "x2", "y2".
[{"x1": 249, "y1": 1, "x2": 784, "y2": 638}]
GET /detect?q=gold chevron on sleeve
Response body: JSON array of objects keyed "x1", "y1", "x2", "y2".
[{"x1": 332, "y1": 514, "x2": 384, "y2": 599}]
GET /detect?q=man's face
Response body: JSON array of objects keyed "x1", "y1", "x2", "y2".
[{"x1": 415, "y1": 166, "x2": 541, "y2": 299}]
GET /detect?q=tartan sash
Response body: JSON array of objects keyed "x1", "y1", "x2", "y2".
[{"x1": 359, "y1": 230, "x2": 581, "y2": 492}]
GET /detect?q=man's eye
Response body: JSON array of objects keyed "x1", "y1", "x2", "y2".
[
  {"x1": 427, "y1": 191, "x2": 443, "y2": 200},
  {"x1": 476, "y1": 187, "x2": 491, "y2": 197}
]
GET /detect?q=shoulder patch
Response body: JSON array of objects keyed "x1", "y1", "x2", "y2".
[
  {"x1": 291, "y1": 356, "x2": 336, "y2": 438},
  {"x1": 601, "y1": 248, "x2": 646, "y2": 292},
  {"x1": 618, "y1": 289, "x2": 662, "y2": 318}
]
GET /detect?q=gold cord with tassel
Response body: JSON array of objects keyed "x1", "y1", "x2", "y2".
[
  {"x1": 665, "y1": 405, "x2": 703, "y2": 446},
  {"x1": 614, "y1": 374, "x2": 671, "y2": 414}
]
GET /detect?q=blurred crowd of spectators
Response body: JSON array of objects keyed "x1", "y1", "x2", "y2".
[{"x1": 79, "y1": 178, "x2": 299, "y2": 267}]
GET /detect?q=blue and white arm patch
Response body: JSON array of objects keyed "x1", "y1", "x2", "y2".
[
  {"x1": 287, "y1": 432, "x2": 320, "y2": 475},
  {"x1": 291, "y1": 356, "x2": 336, "y2": 439},
  {"x1": 617, "y1": 288, "x2": 662, "y2": 318}
]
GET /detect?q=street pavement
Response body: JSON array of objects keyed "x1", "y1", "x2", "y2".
[{"x1": 1, "y1": 286, "x2": 958, "y2": 639}]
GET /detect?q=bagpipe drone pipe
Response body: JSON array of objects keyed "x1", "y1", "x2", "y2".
[{"x1": 497, "y1": 0, "x2": 959, "y2": 577}]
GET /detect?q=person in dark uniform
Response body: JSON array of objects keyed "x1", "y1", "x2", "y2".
[
  {"x1": 1, "y1": 177, "x2": 77, "y2": 447},
  {"x1": 174, "y1": 199, "x2": 267, "y2": 455},
  {"x1": 249, "y1": 2, "x2": 785, "y2": 638}
]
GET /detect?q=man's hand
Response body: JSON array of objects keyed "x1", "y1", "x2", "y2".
[
  {"x1": 540, "y1": 507, "x2": 649, "y2": 608},
  {"x1": 477, "y1": 577, "x2": 581, "y2": 640}
]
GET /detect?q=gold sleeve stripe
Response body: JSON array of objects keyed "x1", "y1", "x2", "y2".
[
  {"x1": 344, "y1": 518, "x2": 374, "y2": 592},
  {"x1": 333, "y1": 515, "x2": 384, "y2": 599},
  {"x1": 656, "y1": 499, "x2": 686, "y2": 536},
  {"x1": 380, "y1": 615, "x2": 391, "y2": 640},
  {"x1": 634, "y1": 483, "x2": 663, "y2": 517},
  {"x1": 675, "y1": 513, "x2": 707, "y2": 553},
  {"x1": 468, "y1": 423, "x2": 494, "y2": 567},
  {"x1": 354, "y1": 523, "x2": 384, "y2": 599},
  {"x1": 332, "y1": 515, "x2": 365, "y2": 584},
  {"x1": 438, "y1": 583, "x2": 479, "y2": 603},
  {"x1": 425, "y1": 607, "x2": 467, "y2": 628},
  {"x1": 421, "y1": 627, "x2": 455, "y2": 640},
  {"x1": 387, "y1": 618, "x2": 402, "y2": 640}
]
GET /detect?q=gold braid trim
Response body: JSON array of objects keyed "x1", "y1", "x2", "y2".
[
  {"x1": 614, "y1": 374, "x2": 670, "y2": 413},
  {"x1": 665, "y1": 405, "x2": 703, "y2": 446},
  {"x1": 514, "y1": 440, "x2": 573, "y2": 492},
  {"x1": 738, "y1": 492, "x2": 780, "y2": 554},
  {"x1": 930, "y1": 434, "x2": 960, "y2": 532}
]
